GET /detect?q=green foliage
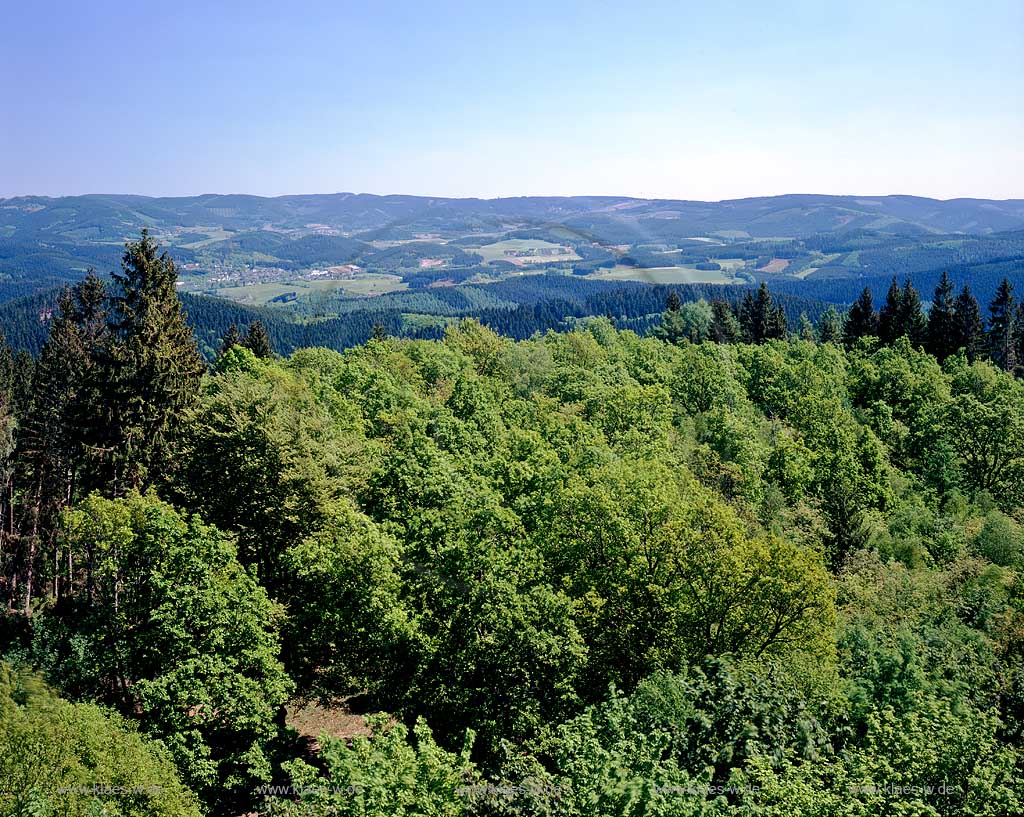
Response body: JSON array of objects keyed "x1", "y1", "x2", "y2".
[
  {"x1": 284, "y1": 503, "x2": 417, "y2": 701},
  {"x1": 943, "y1": 359, "x2": 1024, "y2": 507},
  {"x1": 6, "y1": 285, "x2": 1024, "y2": 817},
  {"x1": 0, "y1": 661, "x2": 201, "y2": 817},
  {"x1": 669, "y1": 342, "x2": 744, "y2": 415},
  {"x1": 105, "y1": 230, "x2": 205, "y2": 491},
  {"x1": 31, "y1": 492, "x2": 293, "y2": 812},
  {"x1": 408, "y1": 537, "x2": 587, "y2": 757},
  {"x1": 972, "y1": 510, "x2": 1023, "y2": 567},
  {"x1": 489, "y1": 660, "x2": 831, "y2": 817},
  {"x1": 263, "y1": 715, "x2": 478, "y2": 817},
  {"x1": 655, "y1": 298, "x2": 713, "y2": 345},
  {"x1": 541, "y1": 461, "x2": 835, "y2": 694},
  {"x1": 179, "y1": 359, "x2": 357, "y2": 590}
]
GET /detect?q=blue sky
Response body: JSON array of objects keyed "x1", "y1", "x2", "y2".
[{"x1": 2, "y1": 0, "x2": 1021, "y2": 199}]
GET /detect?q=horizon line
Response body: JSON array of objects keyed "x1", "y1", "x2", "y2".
[{"x1": 3, "y1": 191, "x2": 1024, "y2": 205}]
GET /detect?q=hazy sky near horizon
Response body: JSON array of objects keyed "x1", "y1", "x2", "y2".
[{"x1": 2, "y1": 0, "x2": 1022, "y2": 201}]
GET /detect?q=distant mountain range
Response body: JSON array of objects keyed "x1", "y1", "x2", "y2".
[{"x1": 4, "y1": 192, "x2": 1024, "y2": 243}]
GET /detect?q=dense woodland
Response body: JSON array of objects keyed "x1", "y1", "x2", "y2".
[
  {"x1": 2, "y1": 233, "x2": 1024, "y2": 816},
  {"x1": 0, "y1": 275, "x2": 830, "y2": 360}
]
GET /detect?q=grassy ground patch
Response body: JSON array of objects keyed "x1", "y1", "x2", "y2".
[
  {"x1": 588, "y1": 264, "x2": 741, "y2": 285},
  {"x1": 177, "y1": 227, "x2": 236, "y2": 248},
  {"x1": 476, "y1": 239, "x2": 580, "y2": 266},
  {"x1": 210, "y1": 274, "x2": 407, "y2": 305}
]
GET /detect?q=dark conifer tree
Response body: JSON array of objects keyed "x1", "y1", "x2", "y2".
[
  {"x1": 13, "y1": 273, "x2": 109, "y2": 610},
  {"x1": 926, "y1": 272, "x2": 957, "y2": 361},
  {"x1": 797, "y1": 312, "x2": 816, "y2": 341},
  {"x1": 753, "y1": 284, "x2": 773, "y2": 342},
  {"x1": 987, "y1": 278, "x2": 1017, "y2": 372},
  {"x1": 898, "y1": 278, "x2": 927, "y2": 347},
  {"x1": 819, "y1": 306, "x2": 843, "y2": 344},
  {"x1": 953, "y1": 285, "x2": 985, "y2": 362},
  {"x1": 20, "y1": 272, "x2": 109, "y2": 494},
  {"x1": 665, "y1": 291, "x2": 682, "y2": 312},
  {"x1": 738, "y1": 292, "x2": 756, "y2": 343},
  {"x1": 219, "y1": 324, "x2": 241, "y2": 357},
  {"x1": 1015, "y1": 302, "x2": 1024, "y2": 376},
  {"x1": 710, "y1": 300, "x2": 741, "y2": 344},
  {"x1": 844, "y1": 287, "x2": 878, "y2": 346},
  {"x1": 0, "y1": 334, "x2": 23, "y2": 610},
  {"x1": 104, "y1": 230, "x2": 204, "y2": 494},
  {"x1": 742, "y1": 283, "x2": 781, "y2": 343},
  {"x1": 767, "y1": 304, "x2": 788, "y2": 340},
  {"x1": 877, "y1": 278, "x2": 903, "y2": 345},
  {"x1": 242, "y1": 320, "x2": 273, "y2": 358}
]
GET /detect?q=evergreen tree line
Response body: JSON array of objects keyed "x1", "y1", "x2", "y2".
[
  {"x1": 0, "y1": 231, "x2": 205, "y2": 612},
  {"x1": 655, "y1": 283, "x2": 809, "y2": 346},
  {"x1": 842, "y1": 272, "x2": 1024, "y2": 372},
  {"x1": 765, "y1": 259, "x2": 1024, "y2": 306},
  {"x1": 653, "y1": 273, "x2": 1024, "y2": 378}
]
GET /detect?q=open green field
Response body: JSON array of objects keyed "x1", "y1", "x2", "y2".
[
  {"x1": 588, "y1": 263, "x2": 742, "y2": 285},
  {"x1": 476, "y1": 239, "x2": 580, "y2": 265},
  {"x1": 209, "y1": 273, "x2": 406, "y2": 305},
  {"x1": 176, "y1": 227, "x2": 236, "y2": 248}
]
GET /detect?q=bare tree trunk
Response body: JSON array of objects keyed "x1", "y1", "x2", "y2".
[
  {"x1": 23, "y1": 472, "x2": 42, "y2": 616},
  {"x1": 23, "y1": 536, "x2": 35, "y2": 616}
]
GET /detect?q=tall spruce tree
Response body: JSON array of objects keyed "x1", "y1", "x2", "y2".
[
  {"x1": 1015, "y1": 301, "x2": 1024, "y2": 376},
  {"x1": 877, "y1": 278, "x2": 903, "y2": 344},
  {"x1": 13, "y1": 273, "x2": 109, "y2": 611},
  {"x1": 218, "y1": 324, "x2": 241, "y2": 357},
  {"x1": 104, "y1": 231, "x2": 204, "y2": 494},
  {"x1": 819, "y1": 305, "x2": 843, "y2": 344},
  {"x1": 797, "y1": 312, "x2": 816, "y2": 341},
  {"x1": 741, "y1": 283, "x2": 785, "y2": 343},
  {"x1": 987, "y1": 278, "x2": 1017, "y2": 372},
  {"x1": 738, "y1": 292, "x2": 756, "y2": 343},
  {"x1": 710, "y1": 300, "x2": 741, "y2": 344},
  {"x1": 752, "y1": 284, "x2": 773, "y2": 343},
  {"x1": 844, "y1": 287, "x2": 878, "y2": 346},
  {"x1": 767, "y1": 304, "x2": 788, "y2": 340},
  {"x1": 0, "y1": 335, "x2": 25, "y2": 611},
  {"x1": 242, "y1": 320, "x2": 273, "y2": 358},
  {"x1": 897, "y1": 278, "x2": 927, "y2": 347},
  {"x1": 953, "y1": 285, "x2": 986, "y2": 362},
  {"x1": 926, "y1": 272, "x2": 957, "y2": 361},
  {"x1": 19, "y1": 275, "x2": 108, "y2": 482}
]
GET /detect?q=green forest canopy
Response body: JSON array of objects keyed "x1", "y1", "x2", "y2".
[{"x1": 0, "y1": 234, "x2": 1023, "y2": 816}]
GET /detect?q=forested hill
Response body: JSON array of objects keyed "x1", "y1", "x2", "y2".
[
  {"x1": 0, "y1": 274, "x2": 830, "y2": 358},
  {"x1": 1, "y1": 232, "x2": 1022, "y2": 816},
  {"x1": 4, "y1": 192, "x2": 1024, "y2": 239},
  {"x1": 2, "y1": 193, "x2": 1024, "y2": 310}
]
